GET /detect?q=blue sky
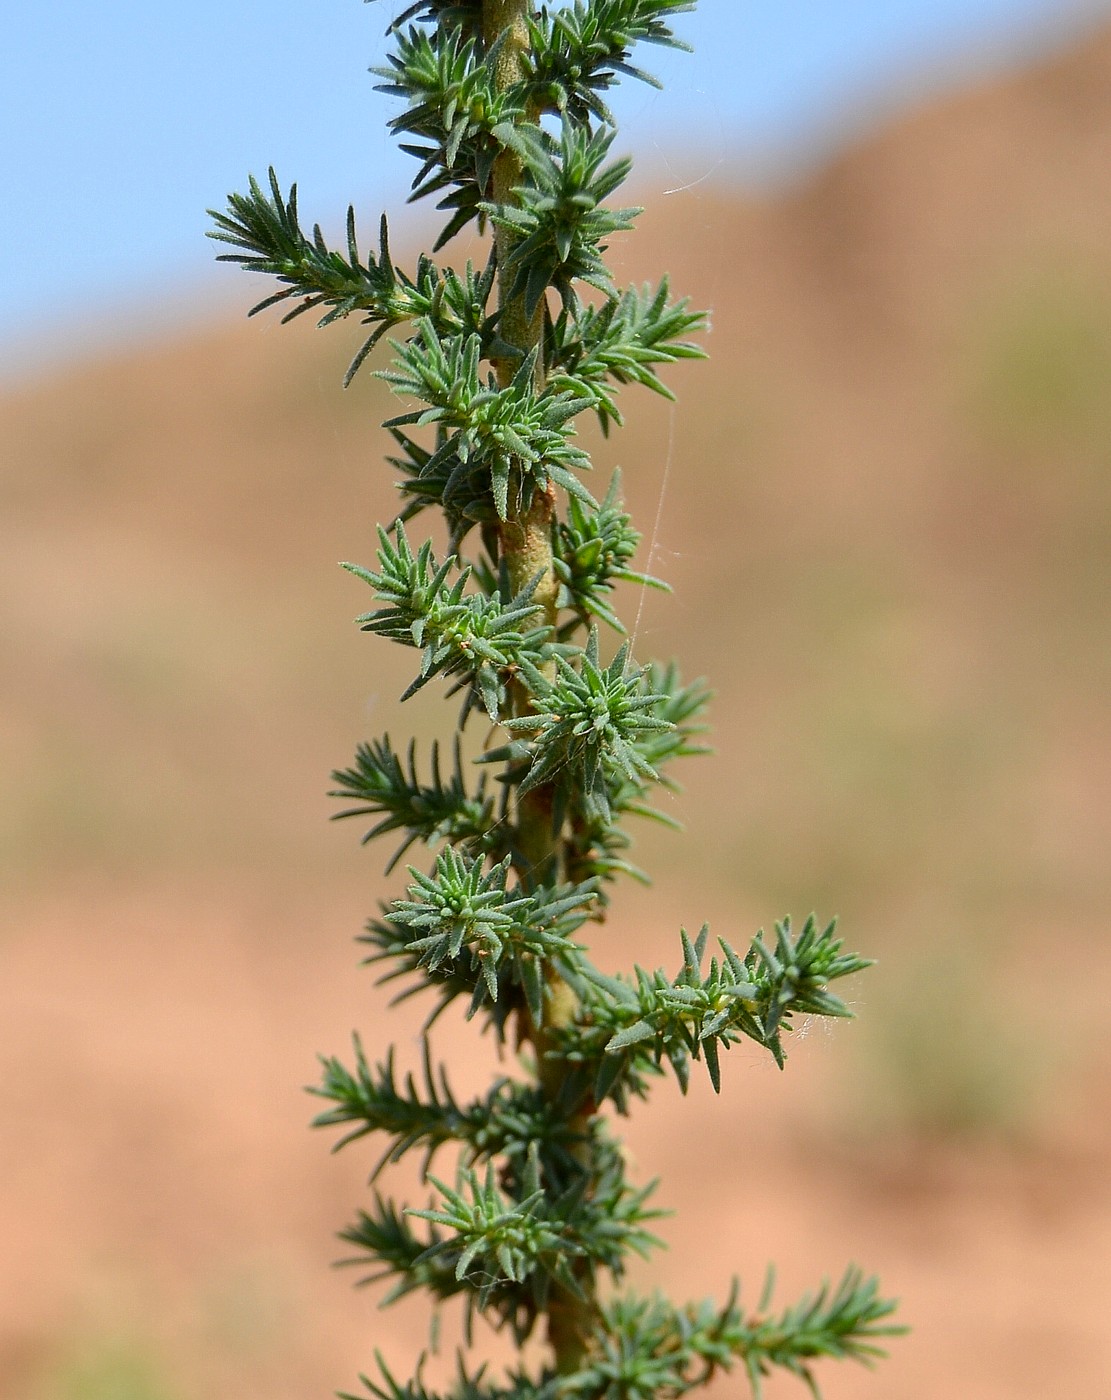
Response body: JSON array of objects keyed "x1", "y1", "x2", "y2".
[{"x1": 2, "y1": 0, "x2": 1109, "y2": 369}]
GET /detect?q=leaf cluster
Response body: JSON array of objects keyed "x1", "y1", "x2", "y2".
[
  {"x1": 576, "y1": 917, "x2": 871, "y2": 1101},
  {"x1": 358, "y1": 890, "x2": 873, "y2": 1113},
  {"x1": 482, "y1": 123, "x2": 638, "y2": 314},
  {"x1": 501, "y1": 629, "x2": 672, "y2": 825},
  {"x1": 553, "y1": 473, "x2": 665, "y2": 634},
  {"x1": 339, "y1": 1264, "x2": 900, "y2": 1400},
  {"x1": 388, "y1": 847, "x2": 594, "y2": 1020},
  {"x1": 314, "y1": 1038, "x2": 586, "y2": 1182},
  {"x1": 331, "y1": 736, "x2": 497, "y2": 870},
  {"x1": 342, "y1": 524, "x2": 553, "y2": 718},
  {"x1": 581, "y1": 1268, "x2": 902, "y2": 1400},
  {"x1": 367, "y1": 0, "x2": 695, "y2": 242},
  {"x1": 379, "y1": 326, "x2": 596, "y2": 518},
  {"x1": 325, "y1": 1048, "x2": 664, "y2": 1341},
  {"x1": 527, "y1": 1, "x2": 697, "y2": 126}
]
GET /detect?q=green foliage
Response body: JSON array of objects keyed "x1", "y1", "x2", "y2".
[
  {"x1": 503, "y1": 628, "x2": 672, "y2": 824},
  {"x1": 578, "y1": 916, "x2": 872, "y2": 1099},
  {"x1": 210, "y1": 1, "x2": 900, "y2": 1396},
  {"x1": 388, "y1": 848, "x2": 594, "y2": 1018},
  {"x1": 330, "y1": 736, "x2": 497, "y2": 871},
  {"x1": 377, "y1": 327, "x2": 596, "y2": 518},
  {"x1": 547, "y1": 281, "x2": 707, "y2": 433},
  {"x1": 208, "y1": 170, "x2": 495, "y2": 383},
  {"x1": 482, "y1": 122, "x2": 639, "y2": 314},
  {"x1": 342, "y1": 523, "x2": 555, "y2": 717},
  {"x1": 584, "y1": 1268, "x2": 896, "y2": 1400},
  {"x1": 553, "y1": 473, "x2": 666, "y2": 633},
  {"x1": 527, "y1": 1, "x2": 698, "y2": 125},
  {"x1": 313, "y1": 1037, "x2": 586, "y2": 1178}
]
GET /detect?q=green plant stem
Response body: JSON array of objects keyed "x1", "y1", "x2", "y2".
[
  {"x1": 484, "y1": 0, "x2": 593, "y2": 1374},
  {"x1": 483, "y1": 0, "x2": 545, "y2": 386},
  {"x1": 485, "y1": 0, "x2": 560, "y2": 870}
]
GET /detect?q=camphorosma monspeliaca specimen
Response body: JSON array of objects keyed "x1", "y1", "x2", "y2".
[{"x1": 208, "y1": 3, "x2": 902, "y2": 1395}]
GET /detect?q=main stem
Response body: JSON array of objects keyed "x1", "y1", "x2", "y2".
[
  {"x1": 485, "y1": 0, "x2": 559, "y2": 878},
  {"x1": 484, "y1": 0, "x2": 556, "y2": 645},
  {"x1": 483, "y1": 0, "x2": 594, "y2": 1373}
]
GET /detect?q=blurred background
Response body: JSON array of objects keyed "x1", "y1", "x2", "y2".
[{"x1": 4, "y1": 3, "x2": 1111, "y2": 1398}]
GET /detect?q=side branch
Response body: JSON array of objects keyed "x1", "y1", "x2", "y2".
[
  {"x1": 206, "y1": 169, "x2": 496, "y2": 383},
  {"x1": 588, "y1": 1269, "x2": 903, "y2": 1400}
]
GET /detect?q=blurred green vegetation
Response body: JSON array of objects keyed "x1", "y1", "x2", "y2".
[
  {"x1": 33, "y1": 1336, "x2": 178, "y2": 1400},
  {"x1": 852, "y1": 941, "x2": 1041, "y2": 1141},
  {"x1": 967, "y1": 263, "x2": 1111, "y2": 456}
]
